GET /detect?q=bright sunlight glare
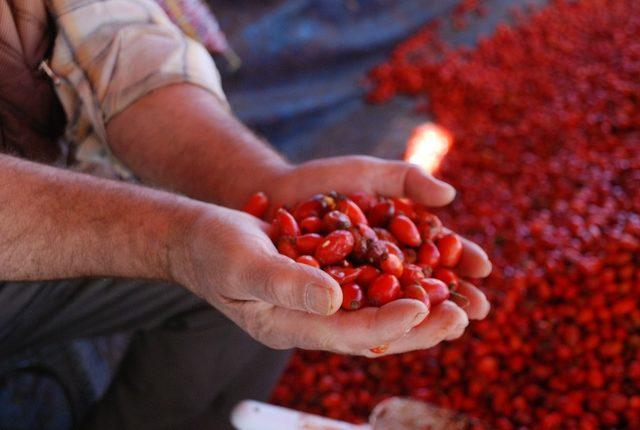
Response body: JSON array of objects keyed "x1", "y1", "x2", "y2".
[{"x1": 403, "y1": 123, "x2": 453, "y2": 174}]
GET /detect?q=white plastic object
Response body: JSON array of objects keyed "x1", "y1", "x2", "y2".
[{"x1": 231, "y1": 400, "x2": 371, "y2": 430}]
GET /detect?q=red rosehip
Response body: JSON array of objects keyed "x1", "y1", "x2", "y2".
[
  {"x1": 315, "y1": 230, "x2": 355, "y2": 266},
  {"x1": 400, "y1": 264, "x2": 426, "y2": 286},
  {"x1": 296, "y1": 255, "x2": 320, "y2": 268},
  {"x1": 274, "y1": 208, "x2": 300, "y2": 237},
  {"x1": 404, "y1": 283, "x2": 431, "y2": 308},
  {"x1": 292, "y1": 195, "x2": 324, "y2": 220},
  {"x1": 357, "y1": 264, "x2": 380, "y2": 287},
  {"x1": 325, "y1": 266, "x2": 363, "y2": 285},
  {"x1": 341, "y1": 283, "x2": 365, "y2": 310},
  {"x1": 367, "y1": 274, "x2": 402, "y2": 306},
  {"x1": 419, "y1": 278, "x2": 450, "y2": 306},
  {"x1": 295, "y1": 233, "x2": 324, "y2": 254},
  {"x1": 389, "y1": 215, "x2": 422, "y2": 247},
  {"x1": 349, "y1": 192, "x2": 378, "y2": 213},
  {"x1": 392, "y1": 197, "x2": 417, "y2": 219},
  {"x1": 277, "y1": 236, "x2": 299, "y2": 260},
  {"x1": 300, "y1": 216, "x2": 323, "y2": 233},
  {"x1": 242, "y1": 191, "x2": 269, "y2": 219},
  {"x1": 380, "y1": 253, "x2": 404, "y2": 277},
  {"x1": 337, "y1": 198, "x2": 369, "y2": 225},
  {"x1": 418, "y1": 240, "x2": 441, "y2": 267},
  {"x1": 437, "y1": 234, "x2": 463, "y2": 268}
]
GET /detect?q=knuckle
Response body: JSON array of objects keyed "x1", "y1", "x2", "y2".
[{"x1": 245, "y1": 311, "x2": 293, "y2": 350}]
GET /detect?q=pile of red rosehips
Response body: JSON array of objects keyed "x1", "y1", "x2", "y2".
[
  {"x1": 243, "y1": 191, "x2": 468, "y2": 312},
  {"x1": 271, "y1": 0, "x2": 640, "y2": 429}
]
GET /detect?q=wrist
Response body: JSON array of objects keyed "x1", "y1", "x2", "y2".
[{"x1": 157, "y1": 199, "x2": 210, "y2": 286}]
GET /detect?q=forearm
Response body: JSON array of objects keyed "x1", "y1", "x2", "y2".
[
  {"x1": 106, "y1": 84, "x2": 290, "y2": 209},
  {"x1": 0, "y1": 154, "x2": 200, "y2": 282}
]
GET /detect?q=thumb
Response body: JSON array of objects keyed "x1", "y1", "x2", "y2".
[{"x1": 248, "y1": 253, "x2": 342, "y2": 315}]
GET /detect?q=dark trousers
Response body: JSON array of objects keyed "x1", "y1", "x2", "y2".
[{"x1": 0, "y1": 279, "x2": 291, "y2": 429}]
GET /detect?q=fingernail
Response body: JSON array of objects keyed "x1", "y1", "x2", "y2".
[
  {"x1": 406, "y1": 311, "x2": 428, "y2": 332},
  {"x1": 305, "y1": 284, "x2": 333, "y2": 315},
  {"x1": 441, "y1": 181, "x2": 457, "y2": 200}
]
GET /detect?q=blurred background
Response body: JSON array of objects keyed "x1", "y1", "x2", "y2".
[{"x1": 3, "y1": 0, "x2": 639, "y2": 429}]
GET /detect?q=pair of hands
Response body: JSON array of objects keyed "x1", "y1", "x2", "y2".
[{"x1": 173, "y1": 156, "x2": 491, "y2": 357}]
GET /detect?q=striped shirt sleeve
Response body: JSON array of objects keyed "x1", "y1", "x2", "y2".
[{"x1": 46, "y1": 0, "x2": 228, "y2": 174}]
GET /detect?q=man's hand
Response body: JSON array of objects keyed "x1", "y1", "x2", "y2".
[
  {"x1": 171, "y1": 157, "x2": 491, "y2": 357},
  {"x1": 169, "y1": 205, "x2": 423, "y2": 357},
  {"x1": 107, "y1": 84, "x2": 491, "y2": 356},
  {"x1": 259, "y1": 156, "x2": 492, "y2": 355}
]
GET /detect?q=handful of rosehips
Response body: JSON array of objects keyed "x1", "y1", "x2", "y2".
[{"x1": 243, "y1": 191, "x2": 466, "y2": 313}]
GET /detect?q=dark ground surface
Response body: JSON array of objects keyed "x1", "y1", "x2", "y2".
[{"x1": 0, "y1": 1, "x2": 543, "y2": 428}]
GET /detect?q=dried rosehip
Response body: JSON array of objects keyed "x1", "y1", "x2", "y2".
[
  {"x1": 322, "y1": 210, "x2": 352, "y2": 233},
  {"x1": 373, "y1": 227, "x2": 399, "y2": 245},
  {"x1": 365, "y1": 240, "x2": 388, "y2": 265},
  {"x1": 315, "y1": 230, "x2": 355, "y2": 266},
  {"x1": 433, "y1": 267, "x2": 458, "y2": 291},
  {"x1": 350, "y1": 223, "x2": 377, "y2": 262},
  {"x1": 368, "y1": 200, "x2": 395, "y2": 227},
  {"x1": 381, "y1": 240, "x2": 405, "y2": 263},
  {"x1": 402, "y1": 248, "x2": 418, "y2": 264},
  {"x1": 416, "y1": 209, "x2": 444, "y2": 241}
]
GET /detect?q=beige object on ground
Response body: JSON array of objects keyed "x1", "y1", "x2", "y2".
[
  {"x1": 370, "y1": 397, "x2": 471, "y2": 430},
  {"x1": 232, "y1": 398, "x2": 473, "y2": 430}
]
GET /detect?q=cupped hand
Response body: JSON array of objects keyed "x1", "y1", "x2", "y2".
[
  {"x1": 264, "y1": 156, "x2": 492, "y2": 356},
  {"x1": 175, "y1": 155, "x2": 491, "y2": 357},
  {"x1": 172, "y1": 205, "x2": 431, "y2": 355}
]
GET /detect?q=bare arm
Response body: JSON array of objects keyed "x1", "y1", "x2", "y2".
[
  {"x1": 0, "y1": 153, "x2": 198, "y2": 281},
  {"x1": 106, "y1": 84, "x2": 291, "y2": 209}
]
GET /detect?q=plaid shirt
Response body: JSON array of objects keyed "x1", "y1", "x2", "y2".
[{"x1": 0, "y1": 0, "x2": 226, "y2": 175}]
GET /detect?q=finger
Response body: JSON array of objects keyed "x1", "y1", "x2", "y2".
[
  {"x1": 458, "y1": 236, "x2": 492, "y2": 278},
  {"x1": 264, "y1": 299, "x2": 429, "y2": 353},
  {"x1": 245, "y1": 253, "x2": 342, "y2": 315},
  {"x1": 368, "y1": 301, "x2": 469, "y2": 357},
  {"x1": 456, "y1": 280, "x2": 491, "y2": 320},
  {"x1": 404, "y1": 164, "x2": 456, "y2": 207},
  {"x1": 362, "y1": 158, "x2": 455, "y2": 207}
]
